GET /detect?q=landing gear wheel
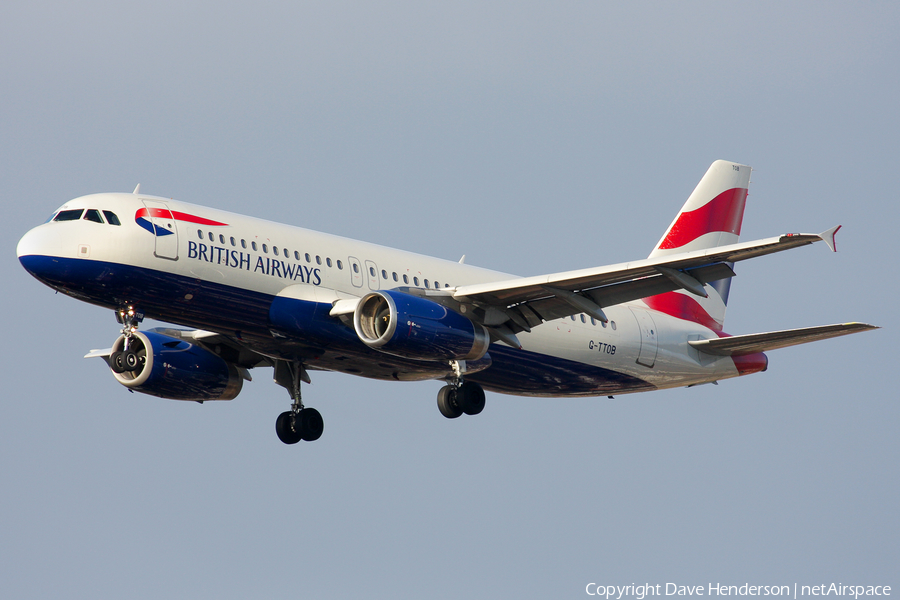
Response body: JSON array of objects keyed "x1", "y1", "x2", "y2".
[
  {"x1": 457, "y1": 381, "x2": 485, "y2": 415},
  {"x1": 275, "y1": 409, "x2": 324, "y2": 444},
  {"x1": 275, "y1": 411, "x2": 302, "y2": 444},
  {"x1": 296, "y1": 408, "x2": 324, "y2": 441},
  {"x1": 437, "y1": 385, "x2": 463, "y2": 419},
  {"x1": 273, "y1": 360, "x2": 325, "y2": 444},
  {"x1": 110, "y1": 351, "x2": 126, "y2": 373},
  {"x1": 123, "y1": 350, "x2": 141, "y2": 371}
]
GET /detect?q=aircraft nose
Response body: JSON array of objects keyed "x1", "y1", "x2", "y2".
[
  {"x1": 17, "y1": 224, "x2": 62, "y2": 282},
  {"x1": 17, "y1": 226, "x2": 41, "y2": 260},
  {"x1": 18, "y1": 226, "x2": 46, "y2": 279}
]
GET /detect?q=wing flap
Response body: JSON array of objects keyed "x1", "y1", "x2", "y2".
[{"x1": 688, "y1": 323, "x2": 879, "y2": 356}]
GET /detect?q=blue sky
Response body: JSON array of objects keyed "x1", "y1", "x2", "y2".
[{"x1": 1, "y1": 2, "x2": 896, "y2": 598}]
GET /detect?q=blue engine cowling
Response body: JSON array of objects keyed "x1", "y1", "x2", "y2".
[
  {"x1": 109, "y1": 330, "x2": 243, "y2": 401},
  {"x1": 353, "y1": 290, "x2": 490, "y2": 361}
]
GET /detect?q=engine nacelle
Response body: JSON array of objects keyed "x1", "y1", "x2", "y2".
[
  {"x1": 353, "y1": 290, "x2": 490, "y2": 361},
  {"x1": 110, "y1": 331, "x2": 243, "y2": 401}
]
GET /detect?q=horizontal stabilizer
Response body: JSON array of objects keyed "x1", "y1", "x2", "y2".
[{"x1": 689, "y1": 322, "x2": 878, "y2": 356}]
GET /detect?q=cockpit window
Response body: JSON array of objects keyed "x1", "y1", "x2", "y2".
[
  {"x1": 54, "y1": 209, "x2": 84, "y2": 221},
  {"x1": 84, "y1": 209, "x2": 104, "y2": 224},
  {"x1": 103, "y1": 211, "x2": 121, "y2": 226}
]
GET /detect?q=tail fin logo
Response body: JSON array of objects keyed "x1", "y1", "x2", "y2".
[
  {"x1": 657, "y1": 187, "x2": 747, "y2": 250},
  {"x1": 644, "y1": 160, "x2": 751, "y2": 331},
  {"x1": 644, "y1": 293, "x2": 725, "y2": 332}
]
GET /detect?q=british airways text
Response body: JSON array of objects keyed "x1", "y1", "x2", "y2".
[{"x1": 187, "y1": 241, "x2": 322, "y2": 285}]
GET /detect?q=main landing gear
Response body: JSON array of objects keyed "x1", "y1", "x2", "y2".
[
  {"x1": 436, "y1": 360, "x2": 486, "y2": 419},
  {"x1": 274, "y1": 360, "x2": 324, "y2": 444},
  {"x1": 110, "y1": 305, "x2": 144, "y2": 374}
]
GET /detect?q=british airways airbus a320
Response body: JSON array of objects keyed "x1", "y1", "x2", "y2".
[{"x1": 17, "y1": 161, "x2": 877, "y2": 444}]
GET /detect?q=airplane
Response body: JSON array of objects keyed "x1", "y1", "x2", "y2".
[{"x1": 16, "y1": 160, "x2": 878, "y2": 445}]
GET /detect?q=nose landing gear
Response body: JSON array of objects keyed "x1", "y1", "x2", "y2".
[{"x1": 110, "y1": 305, "x2": 145, "y2": 374}]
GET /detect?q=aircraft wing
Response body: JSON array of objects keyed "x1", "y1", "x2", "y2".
[
  {"x1": 688, "y1": 323, "x2": 879, "y2": 356},
  {"x1": 443, "y1": 229, "x2": 838, "y2": 337}
]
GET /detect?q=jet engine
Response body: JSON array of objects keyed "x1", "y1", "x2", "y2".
[
  {"x1": 353, "y1": 290, "x2": 489, "y2": 361},
  {"x1": 108, "y1": 330, "x2": 243, "y2": 401}
]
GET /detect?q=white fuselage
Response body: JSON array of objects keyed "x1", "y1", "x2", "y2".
[{"x1": 17, "y1": 192, "x2": 751, "y2": 397}]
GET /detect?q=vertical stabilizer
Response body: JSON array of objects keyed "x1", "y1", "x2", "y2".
[
  {"x1": 649, "y1": 160, "x2": 751, "y2": 258},
  {"x1": 644, "y1": 160, "x2": 752, "y2": 331}
]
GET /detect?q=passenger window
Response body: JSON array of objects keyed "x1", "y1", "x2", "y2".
[
  {"x1": 590, "y1": 317, "x2": 596, "y2": 326},
  {"x1": 581, "y1": 315, "x2": 586, "y2": 323},
  {"x1": 326, "y1": 257, "x2": 332, "y2": 267},
  {"x1": 273, "y1": 246, "x2": 278, "y2": 255},
  {"x1": 445, "y1": 283, "x2": 450, "y2": 288},
  {"x1": 252, "y1": 241, "x2": 258, "y2": 251},
  {"x1": 263, "y1": 244, "x2": 268, "y2": 253},
  {"x1": 242, "y1": 239, "x2": 247, "y2": 249},
  {"x1": 352, "y1": 263, "x2": 359, "y2": 273},
  {"x1": 54, "y1": 209, "x2": 84, "y2": 221},
  {"x1": 601, "y1": 320, "x2": 607, "y2": 328},
  {"x1": 403, "y1": 274, "x2": 409, "y2": 284},
  {"x1": 611, "y1": 321, "x2": 617, "y2": 330},
  {"x1": 197, "y1": 229, "x2": 204, "y2": 240},
  {"x1": 413, "y1": 277, "x2": 419, "y2": 286},
  {"x1": 392, "y1": 272, "x2": 398, "y2": 282},
  {"x1": 284, "y1": 248, "x2": 289, "y2": 258},
  {"x1": 305, "y1": 253, "x2": 311, "y2": 263},
  {"x1": 294, "y1": 251, "x2": 300, "y2": 260},
  {"x1": 337, "y1": 260, "x2": 343, "y2": 270},
  {"x1": 219, "y1": 234, "x2": 225, "y2": 244},
  {"x1": 230, "y1": 237, "x2": 236, "y2": 246},
  {"x1": 103, "y1": 211, "x2": 121, "y2": 226},
  {"x1": 83, "y1": 209, "x2": 103, "y2": 223},
  {"x1": 208, "y1": 232, "x2": 214, "y2": 242},
  {"x1": 424, "y1": 279, "x2": 429, "y2": 288},
  {"x1": 381, "y1": 269, "x2": 387, "y2": 279},
  {"x1": 369, "y1": 267, "x2": 376, "y2": 277},
  {"x1": 571, "y1": 316, "x2": 576, "y2": 321},
  {"x1": 316, "y1": 256, "x2": 322, "y2": 265}
]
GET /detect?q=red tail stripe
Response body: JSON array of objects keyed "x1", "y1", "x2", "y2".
[
  {"x1": 643, "y1": 292, "x2": 723, "y2": 332},
  {"x1": 658, "y1": 187, "x2": 747, "y2": 250}
]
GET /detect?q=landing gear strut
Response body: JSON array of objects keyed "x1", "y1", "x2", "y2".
[
  {"x1": 274, "y1": 360, "x2": 324, "y2": 444},
  {"x1": 436, "y1": 360, "x2": 485, "y2": 419},
  {"x1": 110, "y1": 305, "x2": 144, "y2": 374}
]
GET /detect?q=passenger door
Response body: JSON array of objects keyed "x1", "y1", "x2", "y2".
[
  {"x1": 141, "y1": 200, "x2": 179, "y2": 260},
  {"x1": 347, "y1": 256, "x2": 364, "y2": 288},
  {"x1": 630, "y1": 307, "x2": 659, "y2": 368},
  {"x1": 364, "y1": 260, "x2": 379, "y2": 290}
]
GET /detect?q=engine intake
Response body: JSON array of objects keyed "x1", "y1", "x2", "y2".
[
  {"x1": 110, "y1": 330, "x2": 243, "y2": 401},
  {"x1": 353, "y1": 290, "x2": 489, "y2": 361}
]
